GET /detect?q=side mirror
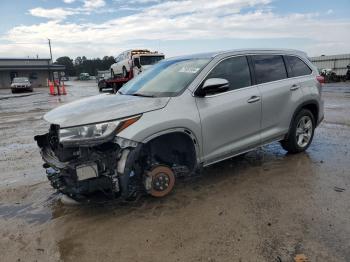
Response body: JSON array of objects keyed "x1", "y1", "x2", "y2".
[
  {"x1": 133, "y1": 58, "x2": 141, "y2": 68},
  {"x1": 197, "y1": 78, "x2": 229, "y2": 96}
]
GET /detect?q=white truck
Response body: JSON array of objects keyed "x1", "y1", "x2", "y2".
[{"x1": 110, "y1": 49, "x2": 165, "y2": 79}]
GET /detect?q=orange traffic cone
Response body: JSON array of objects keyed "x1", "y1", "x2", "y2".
[
  {"x1": 49, "y1": 80, "x2": 56, "y2": 95},
  {"x1": 61, "y1": 82, "x2": 67, "y2": 95}
]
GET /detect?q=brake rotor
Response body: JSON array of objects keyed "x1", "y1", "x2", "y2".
[{"x1": 146, "y1": 165, "x2": 175, "y2": 197}]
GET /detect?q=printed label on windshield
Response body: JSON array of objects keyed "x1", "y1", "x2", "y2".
[{"x1": 179, "y1": 66, "x2": 200, "y2": 74}]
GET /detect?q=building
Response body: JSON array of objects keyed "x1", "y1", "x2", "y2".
[
  {"x1": 310, "y1": 54, "x2": 350, "y2": 76},
  {"x1": 0, "y1": 58, "x2": 65, "y2": 89}
]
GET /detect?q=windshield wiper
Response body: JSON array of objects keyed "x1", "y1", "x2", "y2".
[{"x1": 131, "y1": 93, "x2": 155, "y2": 98}]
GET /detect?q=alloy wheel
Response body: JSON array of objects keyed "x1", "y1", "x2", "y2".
[{"x1": 296, "y1": 115, "x2": 313, "y2": 148}]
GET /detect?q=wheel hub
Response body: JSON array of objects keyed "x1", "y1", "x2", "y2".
[
  {"x1": 146, "y1": 165, "x2": 175, "y2": 197},
  {"x1": 296, "y1": 116, "x2": 313, "y2": 148}
]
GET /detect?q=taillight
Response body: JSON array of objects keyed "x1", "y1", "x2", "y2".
[
  {"x1": 316, "y1": 75, "x2": 325, "y2": 84},
  {"x1": 316, "y1": 75, "x2": 324, "y2": 96}
]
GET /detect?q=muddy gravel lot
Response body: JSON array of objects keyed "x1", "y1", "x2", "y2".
[{"x1": 0, "y1": 81, "x2": 349, "y2": 262}]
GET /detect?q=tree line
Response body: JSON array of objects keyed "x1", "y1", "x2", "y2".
[{"x1": 55, "y1": 56, "x2": 115, "y2": 76}]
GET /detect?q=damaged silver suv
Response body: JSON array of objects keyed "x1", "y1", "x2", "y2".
[{"x1": 35, "y1": 49, "x2": 324, "y2": 200}]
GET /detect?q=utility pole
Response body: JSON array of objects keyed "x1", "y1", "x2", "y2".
[
  {"x1": 48, "y1": 39, "x2": 53, "y2": 62},
  {"x1": 48, "y1": 39, "x2": 53, "y2": 82}
]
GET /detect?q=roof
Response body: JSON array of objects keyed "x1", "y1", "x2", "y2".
[
  {"x1": 168, "y1": 48, "x2": 308, "y2": 60},
  {"x1": 0, "y1": 58, "x2": 51, "y2": 61},
  {"x1": 0, "y1": 58, "x2": 65, "y2": 71},
  {"x1": 0, "y1": 64, "x2": 65, "y2": 71}
]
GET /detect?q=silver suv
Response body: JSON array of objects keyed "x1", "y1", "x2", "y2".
[{"x1": 35, "y1": 49, "x2": 324, "y2": 200}]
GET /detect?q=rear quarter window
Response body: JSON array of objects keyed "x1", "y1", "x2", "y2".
[
  {"x1": 251, "y1": 55, "x2": 287, "y2": 84},
  {"x1": 284, "y1": 56, "x2": 312, "y2": 77}
]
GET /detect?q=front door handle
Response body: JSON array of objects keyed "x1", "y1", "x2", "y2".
[
  {"x1": 247, "y1": 96, "x2": 260, "y2": 103},
  {"x1": 290, "y1": 84, "x2": 300, "y2": 91}
]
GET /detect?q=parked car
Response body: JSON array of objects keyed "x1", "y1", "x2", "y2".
[
  {"x1": 79, "y1": 73, "x2": 90, "y2": 80},
  {"x1": 11, "y1": 77, "x2": 33, "y2": 93},
  {"x1": 110, "y1": 49, "x2": 164, "y2": 78},
  {"x1": 35, "y1": 49, "x2": 324, "y2": 201},
  {"x1": 60, "y1": 76, "x2": 69, "y2": 81},
  {"x1": 97, "y1": 71, "x2": 112, "y2": 91}
]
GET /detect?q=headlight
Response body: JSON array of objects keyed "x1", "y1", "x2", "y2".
[{"x1": 59, "y1": 115, "x2": 141, "y2": 145}]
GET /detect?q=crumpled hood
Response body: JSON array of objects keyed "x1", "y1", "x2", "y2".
[{"x1": 44, "y1": 93, "x2": 170, "y2": 128}]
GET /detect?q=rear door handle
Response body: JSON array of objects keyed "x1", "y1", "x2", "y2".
[
  {"x1": 247, "y1": 96, "x2": 260, "y2": 103},
  {"x1": 290, "y1": 84, "x2": 300, "y2": 91}
]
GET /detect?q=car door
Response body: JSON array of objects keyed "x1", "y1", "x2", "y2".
[
  {"x1": 195, "y1": 55, "x2": 262, "y2": 165},
  {"x1": 250, "y1": 55, "x2": 304, "y2": 143}
]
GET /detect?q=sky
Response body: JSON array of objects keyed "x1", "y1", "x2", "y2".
[{"x1": 0, "y1": 0, "x2": 349, "y2": 60}]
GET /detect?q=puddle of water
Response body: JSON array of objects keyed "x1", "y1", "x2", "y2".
[{"x1": 0, "y1": 203, "x2": 52, "y2": 224}]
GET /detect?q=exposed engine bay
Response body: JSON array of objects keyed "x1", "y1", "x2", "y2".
[{"x1": 34, "y1": 124, "x2": 192, "y2": 201}]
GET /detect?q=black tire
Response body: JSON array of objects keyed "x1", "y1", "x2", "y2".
[
  {"x1": 122, "y1": 66, "x2": 128, "y2": 78},
  {"x1": 280, "y1": 109, "x2": 315, "y2": 154},
  {"x1": 98, "y1": 81, "x2": 105, "y2": 92},
  {"x1": 11, "y1": 89, "x2": 16, "y2": 94}
]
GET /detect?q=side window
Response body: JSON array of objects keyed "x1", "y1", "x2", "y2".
[
  {"x1": 285, "y1": 56, "x2": 312, "y2": 77},
  {"x1": 252, "y1": 55, "x2": 287, "y2": 84},
  {"x1": 206, "y1": 56, "x2": 251, "y2": 91}
]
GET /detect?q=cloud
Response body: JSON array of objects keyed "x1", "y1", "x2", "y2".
[
  {"x1": 2, "y1": 0, "x2": 350, "y2": 59},
  {"x1": 28, "y1": 7, "x2": 77, "y2": 20},
  {"x1": 83, "y1": 0, "x2": 106, "y2": 9},
  {"x1": 63, "y1": 0, "x2": 76, "y2": 3}
]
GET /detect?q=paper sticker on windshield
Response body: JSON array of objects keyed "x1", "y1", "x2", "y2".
[{"x1": 179, "y1": 67, "x2": 200, "y2": 74}]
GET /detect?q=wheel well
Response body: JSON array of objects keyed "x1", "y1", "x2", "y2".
[
  {"x1": 301, "y1": 103, "x2": 318, "y2": 123},
  {"x1": 143, "y1": 132, "x2": 197, "y2": 172},
  {"x1": 286, "y1": 102, "x2": 319, "y2": 139}
]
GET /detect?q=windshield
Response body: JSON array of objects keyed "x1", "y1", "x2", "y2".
[
  {"x1": 140, "y1": 55, "x2": 165, "y2": 65},
  {"x1": 119, "y1": 58, "x2": 210, "y2": 97},
  {"x1": 13, "y1": 77, "x2": 29, "y2": 83}
]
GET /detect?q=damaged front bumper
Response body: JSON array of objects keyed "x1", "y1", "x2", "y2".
[{"x1": 34, "y1": 127, "x2": 142, "y2": 200}]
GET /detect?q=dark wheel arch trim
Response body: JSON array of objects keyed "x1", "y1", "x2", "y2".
[{"x1": 287, "y1": 100, "x2": 319, "y2": 137}]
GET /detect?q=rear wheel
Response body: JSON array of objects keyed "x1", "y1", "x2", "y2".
[{"x1": 281, "y1": 109, "x2": 315, "y2": 153}]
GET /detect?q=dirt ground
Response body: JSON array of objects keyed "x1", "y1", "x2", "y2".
[{"x1": 0, "y1": 81, "x2": 349, "y2": 262}]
